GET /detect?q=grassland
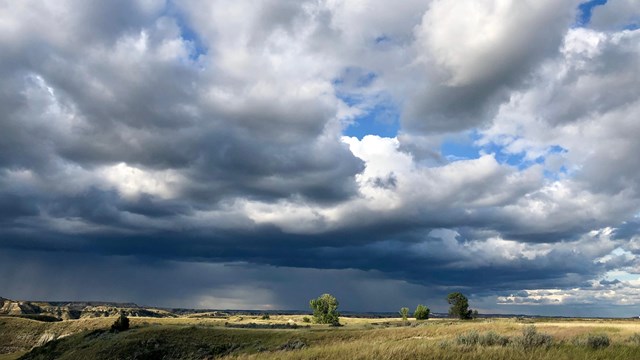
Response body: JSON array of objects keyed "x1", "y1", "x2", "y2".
[{"x1": 3, "y1": 314, "x2": 640, "y2": 359}]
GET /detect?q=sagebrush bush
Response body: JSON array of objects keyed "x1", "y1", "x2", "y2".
[
  {"x1": 455, "y1": 331, "x2": 509, "y2": 347},
  {"x1": 573, "y1": 333, "x2": 610, "y2": 349},
  {"x1": 456, "y1": 331, "x2": 479, "y2": 346},
  {"x1": 478, "y1": 331, "x2": 509, "y2": 346},
  {"x1": 512, "y1": 325, "x2": 553, "y2": 350},
  {"x1": 110, "y1": 314, "x2": 130, "y2": 332},
  {"x1": 627, "y1": 332, "x2": 640, "y2": 344}
]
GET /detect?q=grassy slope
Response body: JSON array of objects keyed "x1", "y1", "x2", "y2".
[
  {"x1": 6, "y1": 316, "x2": 640, "y2": 359},
  {"x1": 0, "y1": 353, "x2": 26, "y2": 360},
  {"x1": 0, "y1": 316, "x2": 116, "y2": 354}
]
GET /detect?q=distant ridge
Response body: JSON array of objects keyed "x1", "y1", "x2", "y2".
[
  {"x1": 0, "y1": 296, "x2": 174, "y2": 320},
  {"x1": 2, "y1": 296, "x2": 637, "y2": 320}
]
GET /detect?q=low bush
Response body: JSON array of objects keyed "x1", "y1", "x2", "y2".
[
  {"x1": 627, "y1": 332, "x2": 640, "y2": 345},
  {"x1": 455, "y1": 331, "x2": 479, "y2": 346},
  {"x1": 110, "y1": 314, "x2": 130, "y2": 332},
  {"x1": 512, "y1": 325, "x2": 553, "y2": 350},
  {"x1": 478, "y1": 331, "x2": 510, "y2": 346},
  {"x1": 279, "y1": 339, "x2": 307, "y2": 351},
  {"x1": 573, "y1": 333, "x2": 610, "y2": 349},
  {"x1": 455, "y1": 331, "x2": 510, "y2": 347}
]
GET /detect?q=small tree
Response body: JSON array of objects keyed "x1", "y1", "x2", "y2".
[
  {"x1": 309, "y1": 293, "x2": 340, "y2": 325},
  {"x1": 447, "y1": 292, "x2": 472, "y2": 320},
  {"x1": 111, "y1": 313, "x2": 130, "y2": 332},
  {"x1": 414, "y1": 304, "x2": 430, "y2": 320},
  {"x1": 399, "y1": 307, "x2": 409, "y2": 321}
]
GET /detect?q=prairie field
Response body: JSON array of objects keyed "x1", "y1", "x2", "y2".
[{"x1": 3, "y1": 315, "x2": 640, "y2": 359}]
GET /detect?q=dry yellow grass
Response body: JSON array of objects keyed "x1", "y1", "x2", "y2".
[{"x1": 5, "y1": 315, "x2": 640, "y2": 359}]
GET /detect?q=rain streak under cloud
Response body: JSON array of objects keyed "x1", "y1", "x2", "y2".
[{"x1": 1, "y1": 0, "x2": 640, "y2": 316}]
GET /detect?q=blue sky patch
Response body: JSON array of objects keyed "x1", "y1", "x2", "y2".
[
  {"x1": 576, "y1": 0, "x2": 608, "y2": 27},
  {"x1": 162, "y1": 2, "x2": 208, "y2": 61},
  {"x1": 440, "y1": 132, "x2": 480, "y2": 161},
  {"x1": 342, "y1": 101, "x2": 400, "y2": 139},
  {"x1": 335, "y1": 68, "x2": 399, "y2": 139}
]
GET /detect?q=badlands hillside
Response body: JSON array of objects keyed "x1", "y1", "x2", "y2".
[{"x1": 0, "y1": 297, "x2": 175, "y2": 320}]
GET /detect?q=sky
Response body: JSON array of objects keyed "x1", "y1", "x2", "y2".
[{"x1": 1, "y1": 0, "x2": 640, "y2": 317}]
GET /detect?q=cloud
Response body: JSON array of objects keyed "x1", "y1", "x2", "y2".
[
  {"x1": 402, "y1": 0, "x2": 579, "y2": 133},
  {"x1": 589, "y1": 0, "x2": 640, "y2": 30},
  {"x1": 0, "y1": 0, "x2": 364, "y2": 206},
  {"x1": 1, "y1": 0, "x2": 640, "y2": 315},
  {"x1": 479, "y1": 27, "x2": 640, "y2": 197}
]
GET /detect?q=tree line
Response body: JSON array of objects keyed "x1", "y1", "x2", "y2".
[{"x1": 309, "y1": 292, "x2": 477, "y2": 325}]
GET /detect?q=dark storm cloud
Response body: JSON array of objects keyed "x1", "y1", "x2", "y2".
[
  {"x1": 0, "y1": 214, "x2": 616, "y2": 299},
  {"x1": 0, "y1": 1, "x2": 363, "y2": 204},
  {"x1": 0, "y1": 248, "x2": 449, "y2": 312}
]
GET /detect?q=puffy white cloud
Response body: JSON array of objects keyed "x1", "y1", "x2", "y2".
[
  {"x1": 400, "y1": 0, "x2": 578, "y2": 133},
  {"x1": 479, "y1": 28, "x2": 640, "y2": 198},
  {"x1": 416, "y1": 0, "x2": 576, "y2": 87}
]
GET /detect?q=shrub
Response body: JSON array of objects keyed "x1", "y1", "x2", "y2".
[
  {"x1": 414, "y1": 304, "x2": 430, "y2": 320},
  {"x1": 455, "y1": 331, "x2": 510, "y2": 347},
  {"x1": 628, "y1": 333, "x2": 640, "y2": 344},
  {"x1": 302, "y1": 316, "x2": 311, "y2": 323},
  {"x1": 573, "y1": 333, "x2": 610, "y2": 349},
  {"x1": 478, "y1": 331, "x2": 509, "y2": 347},
  {"x1": 587, "y1": 334, "x2": 610, "y2": 349},
  {"x1": 261, "y1": 314, "x2": 270, "y2": 320},
  {"x1": 111, "y1": 314, "x2": 130, "y2": 332},
  {"x1": 309, "y1": 293, "x2": 340, "y2": 325},
  {"x1": 399, "y1": 307, "x2": 409, "y2": 321},
  {"x1": 279, "y1": 339, "x2": 307, "y2": 351},
  {"x1": 512, "y1": 325, "x2": 553, "y2": 350},
  {"x1": 456, "y1": 331, "x2": 479, "y2": 346}
]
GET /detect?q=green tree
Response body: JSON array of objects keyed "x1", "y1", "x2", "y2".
[
  {"x1": 309, "y1": 293, "x2": 340, "y2": 325},
  {"x1": 447, "y1": 292, "x2": 473, "y2": 320},
  {"x1": 414, "y1": 304, "x2": 430, "y2": 320},
  {"x1": 399, "y1": 307, "x2": 409, "y2": 321}
]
